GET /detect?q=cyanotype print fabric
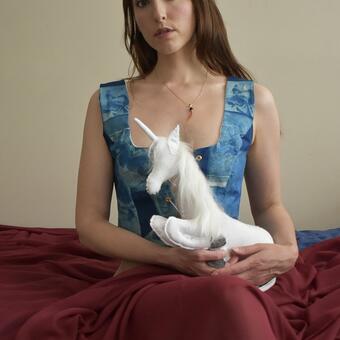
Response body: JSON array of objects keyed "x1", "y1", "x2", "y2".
[{"x1": 99, "y1": 76, "x2": 254, "y2": 246}]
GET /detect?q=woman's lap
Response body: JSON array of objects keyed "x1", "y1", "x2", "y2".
[
  {"x1": 124, "y1": 271, "x2": 296, "y2": 340},
  {"x1": 113, "y1": 238, "x2": 340, "y2": 340}
]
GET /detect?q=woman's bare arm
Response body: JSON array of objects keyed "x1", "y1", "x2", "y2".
[
  {"x1": 75, "y1": 89, "x2": 170, "y2": 266},
  {"x1": 245, "y1": 83, "x2": 298, "y2": 250},
  {"x1": 209, "y1": 84, "x2": 298, "y2": 283}
]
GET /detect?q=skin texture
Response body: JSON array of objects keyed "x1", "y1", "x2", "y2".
[
  {"x1": 78, "y1": 0, "x2": 298, "y2": 283},
  {"x1": 134, "y1": 1, "x2": 298, "y2": 284},
  {"x1": 211, "y1": 83, "x2": 299, "y2": 281},
  {"x1": 133, "y1": 0, "x2": 196, "y2": 57}
]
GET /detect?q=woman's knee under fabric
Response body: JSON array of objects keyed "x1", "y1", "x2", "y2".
[
  {"x1": 125, "y1": 274, "x2": 278, "y2": 340},
  {"x1": 202, "y1": 275, "x2": 278, "y2": 339}
]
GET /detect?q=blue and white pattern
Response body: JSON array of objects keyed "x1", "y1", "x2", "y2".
[{"x1": 99, "y1": 76, "x2": 255, "y2": 246}]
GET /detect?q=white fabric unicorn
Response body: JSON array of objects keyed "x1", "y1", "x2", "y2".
[{"x1": 134, "y1": 117, "x2": 276, "y2": 292}]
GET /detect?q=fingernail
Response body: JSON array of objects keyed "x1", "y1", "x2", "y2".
[
  {"x1": 212, "y1": 272, "x2": 219, "y2": 276},
  {"x1": 232, "y1": 247, "x2": 240, "y2": 252}
]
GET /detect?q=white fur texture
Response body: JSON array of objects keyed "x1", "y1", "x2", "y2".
[{"x1": 135, "y1": 119, "x2": 276, "y2": 291}]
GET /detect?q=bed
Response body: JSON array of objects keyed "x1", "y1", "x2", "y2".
[{"x1": 0, "y1": 224, "x2": 339, "y2": 340}]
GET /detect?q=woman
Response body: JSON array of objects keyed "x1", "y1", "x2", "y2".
[{"x1": 76, "y1": 0, "x2": 299, "y2": 338}]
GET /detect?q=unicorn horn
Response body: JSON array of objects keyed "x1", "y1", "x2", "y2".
[{"x1": 134, "y1": 117, "x2": 159, "y2": 141}]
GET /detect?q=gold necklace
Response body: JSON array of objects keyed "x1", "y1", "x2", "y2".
[{"x1": 155, "y1": 68, "x2": 209, "y2": 120}]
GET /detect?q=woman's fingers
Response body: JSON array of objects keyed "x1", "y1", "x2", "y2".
[
  {"x1": 185, "y1": 248, "x2": 228, "y2": 276},
  {"x1": 234, "y1": 268, "x2": 276, "y2": 286},
  {"x1": 192, "y1": 248, "x2": 228, "y2": 261},
  {"x1": 228, "y1": 255, "x2": 239, "y2": 265},
  {"x1": 231, "y1": 243, "x2": 267, "y2": 256}
]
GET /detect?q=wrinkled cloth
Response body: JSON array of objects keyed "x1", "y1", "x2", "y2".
[{"x1": 0, "y1": 225, "x2": 339, "y2": 340}]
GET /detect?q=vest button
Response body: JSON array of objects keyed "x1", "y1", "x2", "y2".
[{"x1": 195, "y1": 155, "x2": 203, "y2": 161}]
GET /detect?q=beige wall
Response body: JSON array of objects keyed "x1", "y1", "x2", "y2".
[{"x1": 0, "y1": 0, "x2": 339, "y2": 230}]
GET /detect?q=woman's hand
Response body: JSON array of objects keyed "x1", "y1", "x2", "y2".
[
  {"x1": 211, "y1": 243, "x2": 299, "y2": 286},
  {"x1": 165, "y1": 246, "x2": 229, "y2": 277}
]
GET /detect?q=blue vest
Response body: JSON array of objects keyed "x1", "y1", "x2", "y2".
[{"x1": 99, "y1": 77, "x2": 254, "y2": 246}]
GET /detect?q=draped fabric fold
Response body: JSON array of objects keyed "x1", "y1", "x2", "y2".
[{"x1": 0, "y1": 225, "x2": 339, "y2": 340}]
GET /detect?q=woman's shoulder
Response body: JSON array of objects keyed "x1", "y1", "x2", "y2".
[
  {"x1": 98, "y1": 76, "x2": 143, "y2": 94},
  {"x1": 253, "y1": 82, "x2": 277, "y2": 115},
  {"x1": 252, "y1": 82, "x2": 280, "y2": 143}
]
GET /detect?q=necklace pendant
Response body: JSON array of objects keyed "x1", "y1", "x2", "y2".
[{"x1": 187, "y1": 104, "x2": 193, "y2": 120}]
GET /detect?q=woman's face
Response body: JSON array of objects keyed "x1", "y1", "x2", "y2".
[{"x1": 132, "y1": 0, "x2": 196, "y2": 55}]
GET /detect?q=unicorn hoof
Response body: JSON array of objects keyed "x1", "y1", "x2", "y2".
[
  {"x1": 206, "y1": 259, "x2": 226, "y2": 269},
  {"x1": 209, "y1": 237, "x2": 227, "y2": 249}
]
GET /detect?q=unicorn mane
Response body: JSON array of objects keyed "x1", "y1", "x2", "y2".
[{"x1": 175, "y1": 142, "x2": 224, "y2": 239}]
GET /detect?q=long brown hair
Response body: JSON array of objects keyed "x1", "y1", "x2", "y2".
[{"x1": 122, "y1": 0, "x2": 255, "y2": 81}]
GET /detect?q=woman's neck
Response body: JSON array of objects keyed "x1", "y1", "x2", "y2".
[{"x1": 148, "y1": 52, "x2": 208, "y2": 86}]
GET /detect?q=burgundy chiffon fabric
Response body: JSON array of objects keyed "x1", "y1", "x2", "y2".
[{"x1": 0, "y1": 225, "x2": 339, "y2": 340}]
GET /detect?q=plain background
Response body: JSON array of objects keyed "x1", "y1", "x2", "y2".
[{"x1": 1, "y1": 0, "x2": 339, "y2": 230}]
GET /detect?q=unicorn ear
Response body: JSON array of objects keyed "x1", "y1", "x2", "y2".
[{"x1": 167, "y1": 125, "x2": 180, "y2": 155}]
